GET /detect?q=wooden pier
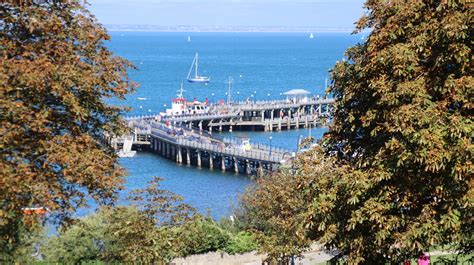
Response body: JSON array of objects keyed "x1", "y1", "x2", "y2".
[
  {"x1": 126, "y1": 98, "x2": 334, "y2": 133},
  {"x1": 111, "y1": 97, "x2": 334, "y2": 175},
  {"x1": 109, "y1": 120, "x2": 293, "y2": 175}
]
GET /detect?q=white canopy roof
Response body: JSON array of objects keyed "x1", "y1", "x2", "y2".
[{"x1": 283, "y1": 89, "x2": 311, "y2": 95}]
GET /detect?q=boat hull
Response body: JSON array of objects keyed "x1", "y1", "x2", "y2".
[{"x1": 187, "y1": 78, "x2": 210, "y2": 83}]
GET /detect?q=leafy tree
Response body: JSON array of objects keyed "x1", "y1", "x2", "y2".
[
  {"x1": 40, "y1": 178, "x2": 254, "y2": 263},
  {"x1": 174, "y1": 215, "x2": 232, "y2": 257},
  {"x1": 223, "y1": 231, "x2": 258, "y2": 255},
  {"x1": 0, "y1": 0, "x2": 136, "y2": 257},
  {"x1": 128, "y1": 177, "x2": 196, "y2": 226},
  {"x1": 42, "y1": 210, "x2": 109, "y2": 263},
  {"x1": 241, "y1": 0, "x2": 472, "y2": 263},
  {"x1": 236, "y1": 166, "x2": 310, "y2": 261}
]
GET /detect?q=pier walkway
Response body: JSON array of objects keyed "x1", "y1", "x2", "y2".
[
  {"x1": 125, "y1": 98, "x2": 334, "y2": 132},
  {"x1": 112, "y1": 97, "x2": 334, "y2": 175},
  {"x1": 109, "y1": 120, "x2": 293, "y2": 175}
]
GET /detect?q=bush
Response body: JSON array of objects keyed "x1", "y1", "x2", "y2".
[
  {"x1": 224, "y1": 232, "x2": 257, "y2": 255},
  {"x1": 175, "y1": 216, "x2": 231, "y2": 256}
]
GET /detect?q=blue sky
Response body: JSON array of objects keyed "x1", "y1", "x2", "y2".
[{"x1": 89, "y1": 0, "x2": 366, "y2": 28}]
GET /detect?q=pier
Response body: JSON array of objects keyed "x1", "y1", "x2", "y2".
[
  {"x1": 109, "y1": 120, "x2": 293, "y2": 175},
  {"x1": 126, "y1": 97, "x2": 334, "y2": 133},
  {"x1": 111, "y1": 94, "x2": 335, "y2": 175}
]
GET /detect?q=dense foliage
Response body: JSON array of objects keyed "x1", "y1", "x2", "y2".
[
  {"x1": 0, "y1": 1, "x2": 136, "y2": 258},
  {"x1": 241, "y1": 0, "x2": 473, "y2": 263},
  {"x1": 40, "y1": 178, "x2": 256, "y2": 263}
]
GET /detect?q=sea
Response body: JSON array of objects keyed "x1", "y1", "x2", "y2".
[{"x1": 94, "y1": 31, "x2": 363, "y2": 220}]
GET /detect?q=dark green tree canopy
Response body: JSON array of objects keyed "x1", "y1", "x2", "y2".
[{"x1": 1, "y1": 1, "x2": 136, "y2": 257}]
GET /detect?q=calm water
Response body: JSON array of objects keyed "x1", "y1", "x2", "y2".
[{"x1": 100, "y1": 32, "x2": 361, "y2": 219}]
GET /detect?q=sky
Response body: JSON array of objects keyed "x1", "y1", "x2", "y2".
[{"x1": 89, "y1": 0, "x2": 366, "y2": 29}]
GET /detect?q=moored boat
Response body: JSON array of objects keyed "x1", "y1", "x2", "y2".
[
  {"x1": 187, "y1": 53, "x2": 210, "y2": 83},
  {"x1": 162, "y1": 84, "x2": 210, "y2": 116}
]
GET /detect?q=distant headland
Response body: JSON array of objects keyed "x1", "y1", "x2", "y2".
[{"x1": 105, "y1": 24, "x2": 356, "y2": 33}]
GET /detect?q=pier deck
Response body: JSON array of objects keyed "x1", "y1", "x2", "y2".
[
  {"x1": 126, "y1": 98, "x2": 334, "y2": 133},
  {"x1": 112, "y1": 97, "x2": 334, "y2": 175},
  {"x1": 110, "y1": 120, "x2": 293, "y2": 175}
]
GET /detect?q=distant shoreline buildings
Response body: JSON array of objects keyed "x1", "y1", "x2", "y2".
[{"x1": 105, "y1": 24, "x2": 360, "y2": 33}]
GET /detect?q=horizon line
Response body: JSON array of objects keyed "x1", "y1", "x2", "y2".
[{"x1": 104, "y1": 24, "x2": 362, "y2": 33}]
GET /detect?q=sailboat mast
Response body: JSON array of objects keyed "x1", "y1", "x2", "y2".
[
  {"x1": 227, "y1": 76, "x2": 233, "y2": 104},
  {"x1": 195, "y1": 53, "x2": 199, "y2": 78}
]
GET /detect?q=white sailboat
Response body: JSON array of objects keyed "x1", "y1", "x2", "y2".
[
  {"x1": 187, "y1": 53, "x2": 210, "y2": 84},
  {"x1": 187, "y1": 35, "x2": 191, "y2": 42},
  {"x1": 309, "y1": 33, "x2": 314, "y2": 39}
]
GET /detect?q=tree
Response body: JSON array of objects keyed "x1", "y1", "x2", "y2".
[
  {"x1": 0, "y1": 1, "x2": 136, "y2": 258},
  {"x1": 241, "y1": 0, "x2": 472, "y2": 263},
  {"x1": 237, "y1": 165, "x2": 313, "y2": 261},
  {"x1": 40, "y1": 178, "x2": 254, "y2": 263},
  {"x1": 128, "y1": 177, "x2": 196, "y2": 226}
]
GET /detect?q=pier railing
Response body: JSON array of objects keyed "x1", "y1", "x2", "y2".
[
  {"x1": 145, "y1": 121, "x2": 290, "y2": 163},
  {"x1": 123, "y1": 98, "x2": 334, "y2": 121}
]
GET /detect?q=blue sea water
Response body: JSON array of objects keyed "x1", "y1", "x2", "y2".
[{"x1": 99, "y1": 32, "x2": 362, "y2": 219}]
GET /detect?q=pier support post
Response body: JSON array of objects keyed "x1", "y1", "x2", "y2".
[
  {"x1": 197, "y1": 150, "x2": 201, "y2": 168},
  {"x1": 257, "y1": 162, "x2": 264, "y2": 176},
  {"x1": 209, "y1": 154, "x2": 213, "y2": 169},
  {"x1": 221, "y1": 156, "x2": 226, "y2": 172},
  {"x1": 246, "y1": 160, "x2": 251, "y2": 175},
  {"x1": 261, "y1": 111, "x2": 264, "y2": 122},
  {"x1": 186, "y1": 148, "x2": 191, "y2": 165},
  {"x1": 270, "y1": 110, "x2": 274, "y2": 131},
  {"x1": 288, "y1": 109, "x2": 292, "y2": 129},
  {"x1": 177, "y1": 147, "x2": 182, "y2": 164},
  {"x1": 234, "y1": 157, "x2": 239, "y2": 173},
  {"x1": 305, "y1": 116, "x2": 309, "y2": 128}
]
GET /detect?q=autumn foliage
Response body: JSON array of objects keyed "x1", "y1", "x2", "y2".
[
  {"x1": 1, "y1": 1, "x2": 136, "y2": 257},
  {"x1": 241, "y1": 0, "x2": 473, "y2": 263}
]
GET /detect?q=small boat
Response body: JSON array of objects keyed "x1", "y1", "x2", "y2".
[
  {"x1": 137, "y1": 97, "x2": 147, "y2": 100},
  {"x1": 309, "y1": 33, "x2": 314, "y2": 39},
  {"x1": 187, "y1": 53, "x2": 210, "y2": 83},
  {"x1": 187, "y1": 35, "x2": 191, "y2": 42}
]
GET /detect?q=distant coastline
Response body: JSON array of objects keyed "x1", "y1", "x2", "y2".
[{"x1": 105, "y1": 24, "x2": 357, "y2": 33}]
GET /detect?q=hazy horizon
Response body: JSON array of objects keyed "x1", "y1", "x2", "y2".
[{"x1": 90, "y1": 0, "x2": 366, "y2": 31}]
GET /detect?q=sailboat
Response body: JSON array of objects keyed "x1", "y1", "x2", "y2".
[
  {"x1": 187, "y1": 35, "x2": 191, "y2": 42},
  {"x1": 187, "y1": 53, "x2": 210, "y2": 83},
  {"x1": 309, "y1": 33, "x2": 314, "y2": 39}
]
